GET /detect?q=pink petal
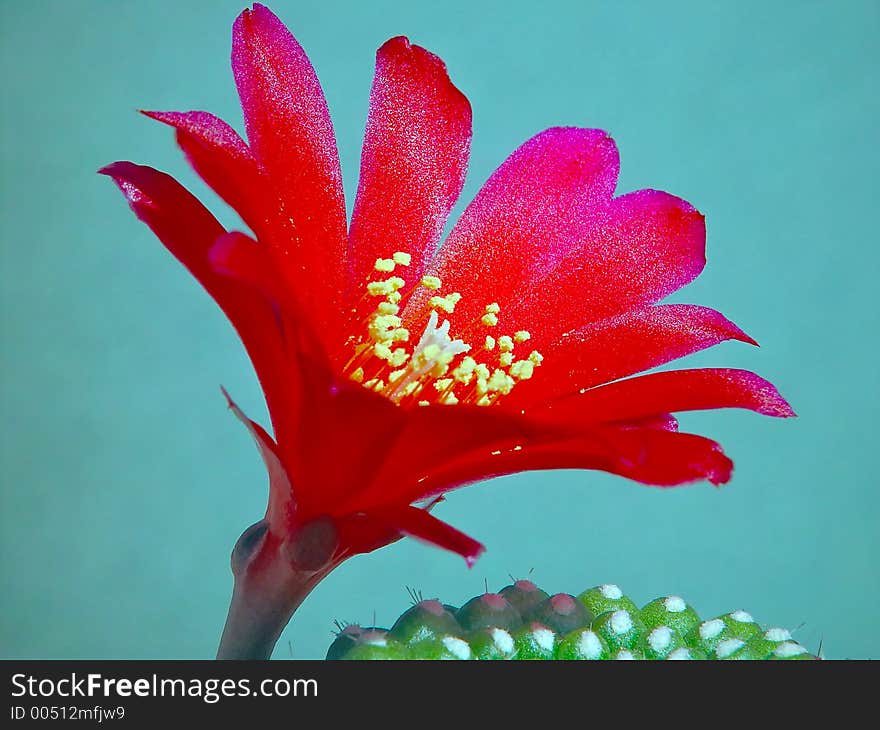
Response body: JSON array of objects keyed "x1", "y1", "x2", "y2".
[
  {"x1": 141, "y1": 110, "x2": 270, "y2": 236},
  {"x1": 231, "y1": 4, "x2": 347, "y2": 339},
  {"x1": 347, "y1": 37, "x2": 471, "y2": 307},
  {"x1": 508, "y1": 190, "x2": 707, "y2": 346},
  {"x1": 504, "y1": 304, "x2": 756, "y2": 409},
  {"x1": 404, "y1": 127, "x2": 619, "y2": 334},
  {"x1": 539, "y1": 368, "x2": 796, "y2": 424}
]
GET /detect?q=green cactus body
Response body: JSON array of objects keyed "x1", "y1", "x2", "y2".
[
  {"x1": 340, "y1": 630, "x2": 410, "y2": 660},
  {"x1": 577, "y1": 584, "x2": 640, "y2": 616},
  {"x1": 499, "y1": 580, "x2": 550, "y2": 617},
  {"x1": 640, "y1": 625, "x2": 687, "y2": 659},
  {"x1": 408, "y1": 635, "x2": 473, "y2": 660},
  {"x1": 467, "y1": 627, "x2": 517, "y2": 660},
  {"x1": 718, "y1": 610, "x2": 763, "y2": 641},
  {"x1": 639, "y1": 596, "x2": 701, "y2": 638},
  {"x1": 456, "y1": 593, "x2": 523, "y2": 632},
  {"x1": 328, "y1": 582, "x2": 818, "y2": 660},
  {"x1": 556, "y1": 628, "x2": 609, "y2": 660},
  {"x1": 387, "y1": 599, "x2": 461, "y2": 645},
  {"x1": 512, "y1": 622, "x2": 558, "y2": 659},
  {"x1": 591, "y1": 609, "x2": 647, "y2": 652},
  {"x1": 526, "y1": 593, "x2": 593, "y2": 635}
]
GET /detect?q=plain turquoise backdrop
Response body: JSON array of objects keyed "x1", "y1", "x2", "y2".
[{"x1": 1, "y1": 0, "x2": 877, "y2": 660}]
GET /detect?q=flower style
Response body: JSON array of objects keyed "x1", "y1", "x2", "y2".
[{"x1": 100, "y1": 4, "x2": 793, "y2": 658}]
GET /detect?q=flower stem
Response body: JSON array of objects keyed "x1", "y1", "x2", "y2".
[{"x1": 216, "y1": 518, "x2": 339, "y2": 660}]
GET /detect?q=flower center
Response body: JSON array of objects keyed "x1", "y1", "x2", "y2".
[{"x1": 343, "y1": 252, "x2": 543, "y2": 407}]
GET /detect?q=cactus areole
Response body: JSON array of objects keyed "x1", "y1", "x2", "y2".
[{"x1": 101, "y1": 4, "x2": 793, "y2": 658}]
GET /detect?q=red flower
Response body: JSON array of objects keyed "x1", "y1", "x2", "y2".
[{"x1": 100, "y1": 4, "x2": 792, "y2": 657}]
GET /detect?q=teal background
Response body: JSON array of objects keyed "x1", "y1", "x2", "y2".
[{"x1": 1, "y1": 0, "x2": 877, "y2": 660}]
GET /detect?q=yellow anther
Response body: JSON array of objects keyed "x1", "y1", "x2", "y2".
[
  {"x1": 373, "y1": 342, "x2": 393, "y2": 361},
  {"x1": 487, "y1": 369, "x2": 515, "y2": 395},
  {"x1": 510, "y1": 360, "x2": 535, "y2": 380},
  {"x1": 390, "y1": 348, "x2": 409, "y2": 367},
  {"x1": 431, "y1": 358, "x2": 454, "y2": 378},
  {"x1": 388, "y1": 368, "x2": 407, "y2": 383},
  {"x1": 350, "y1": 267, "x2": 543, "y2": 405},
  {"x1": 369, "y1": 314, "x2": 402, "y2": 342},
  {"x1": 393, "y1": 251, "x2": 412, "y2": 266},
  {"x1": 429, "y1": 295, "x2": 456, "y2": 314},
  {"x1": 403, "y1": 382, "x2": 423, "y2": 397},
  {"x1": 452, "y1": 355, "x2": 477, "y2": 384},
  {"x1": 377, "y1": 301, "x2": 399, "y2": 315},
  {"x1": 367, "y1": 281, "x2": 391, "y2": 296}
]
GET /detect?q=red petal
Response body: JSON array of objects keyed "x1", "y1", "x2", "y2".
[
  {"x1": 140, "y1": 110, "x2": 270, "y2": 236},
  {"x1": 347, "y1": 37, "x2": 471, "y2": 304},
  {"x1": 221, "y1": 387, "x2": 293, "y2": 533},
  {"x1": 366, "y1": 505, "x2": 486, "y2": 566},
  {"x1": 508, "y1": 190, "x2": 707, "y2": 346},
  {"x1": 98, "y1": 162, "x2": 295, "y2": 455},
  {"x1": 403, "y1": 426, "x2": 734, "y2": 502},
  {"x1": 339, "y1": 403, "x2": 536, "y2": 512},
  {"x1": 505, "y1": 304, "x2": 756, "y2": 408},
  {"x1": 231, "y1": 4, "x2": 347, "y2": 342},
  {"x1": 539, "y1": 368, "x2": 796, "y2": 424},
  {"x1": 404, "y1": 127, "x2": 619, "y2": 333}
]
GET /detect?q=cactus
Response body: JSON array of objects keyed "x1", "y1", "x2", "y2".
[{"x1": 329, "y1": 581, "x2": 819, "y2": 660}]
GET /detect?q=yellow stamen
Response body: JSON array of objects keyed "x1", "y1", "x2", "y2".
[
  {"x1": 377, "y1": 301, "x2": 399, "y2": 315},
  {"x1": 510, "y1": 360, "x2": 535, "y2": 380},
  {"x1": 342, "y1": 252, "x2": 545, "y2": 407}
]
